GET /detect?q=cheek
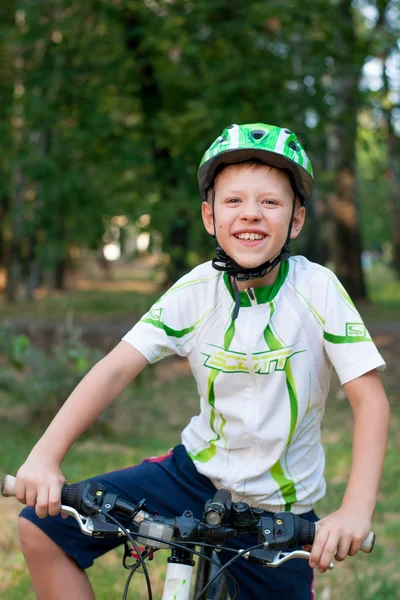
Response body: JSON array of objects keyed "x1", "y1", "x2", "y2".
[{"x1": 270, "y1": 210, "x2": 291, "y2": 229}]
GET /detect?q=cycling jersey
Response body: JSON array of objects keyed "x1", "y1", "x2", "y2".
[{"x1": 122, "y1": 256, "x2": 385, "y2": 513}]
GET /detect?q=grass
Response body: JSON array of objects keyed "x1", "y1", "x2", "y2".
[
  {"x1": 0, "y1": 256, "x2": 164, "y2": 322},
  {"x1": 1, "y1": 341, "x2": 399, "y2": 600},
  {"x1": 0, "y1": 288, "x2": 160, "y2": 323}
]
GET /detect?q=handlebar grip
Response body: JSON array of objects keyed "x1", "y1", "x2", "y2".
[
  {"x1": 1, "y1": 475, "x2": 16, "y2": 497},
  {"x1": 60, "y1": 482, "x2": 86, "y2": 509},
  {"x1": 297, "y1": 517, "x2": 316, "y2": 547},
  {"x1": 1, "y1": 475, "x2": 85, "y2": 513},
  {"x1": 360, "y1": 531, "x2": 375, "y2": 553}
]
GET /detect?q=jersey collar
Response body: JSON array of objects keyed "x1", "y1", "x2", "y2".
[{"x1": 223, "y1": 259, "x2": 289, "y2": 306}]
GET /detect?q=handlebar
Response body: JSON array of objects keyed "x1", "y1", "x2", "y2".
[{"x1": 1, "y1": 474, "x2": 376, "y2": 555}]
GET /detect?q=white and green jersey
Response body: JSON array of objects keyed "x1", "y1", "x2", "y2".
[{"x1": 122, "y1": 256, "x2": 385, "y2": 513}]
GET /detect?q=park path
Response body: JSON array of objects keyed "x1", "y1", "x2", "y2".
[
  {"x1": 9, "y1": 318, "x2": 400, "y2": 333},
  {"x1": 6, "y1": 316, "x2": 400, "y2": 349}
]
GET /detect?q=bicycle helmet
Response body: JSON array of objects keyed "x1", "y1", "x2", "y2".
[
  {"x1": 197, "y1": 123, "x2": 314, "y2": 319},
  {"x1": 198, "y1": 123, "x2": 314, "y2": 204}
]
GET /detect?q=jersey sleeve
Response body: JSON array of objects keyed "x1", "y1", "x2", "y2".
[
  {"x1": 320, "y1": 270, "x2": 386, "y2": 384},
  {"x1": 121, "y1": 272, "x2": 216, "y2": 363}
]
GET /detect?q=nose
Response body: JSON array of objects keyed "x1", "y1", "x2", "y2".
[{"x1": 239, "y1": 199, "x2": 262, "y2": 221}]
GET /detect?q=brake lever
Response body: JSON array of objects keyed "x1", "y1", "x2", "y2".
[
  {"x1": 240, "y1": 547, "x2": 334, "y2": 571},
  {"x1": 268, "y1": 550, "x2": 334, "y2": 570},
  {"x1": 60, "y1": 505, "x2": 125, "y2": 538},
  {"x1": 60, "y1": 505, "x2": 95, "y2": 535}
]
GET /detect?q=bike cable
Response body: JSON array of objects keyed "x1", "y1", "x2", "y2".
[
  {"x1": 100, "y1": 510, "x2": 153, "y2": 600},
  {"x1": 100, "y1": 510, "x2": 240, "y2": 600},
  {"x1": 143, "y1": 538, "x2": 240, "y2": 599},
  {"x1": 194, "y1": 542, "x2": 265, "y2": 600},
  {"x1": 122, "y1": 551, "x2": 153, "y2": 600}
]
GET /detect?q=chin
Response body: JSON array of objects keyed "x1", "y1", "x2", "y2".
[{"x1": 231, "y1": 255, "x2": 269, "y2": 269}]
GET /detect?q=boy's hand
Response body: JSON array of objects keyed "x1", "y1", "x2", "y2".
[
  {"x1": 15, "y1": 453, "x2": 66, "y2": 519},
  {"x1": 309, "y1": 506, "x2": 371, "y2": 572}
]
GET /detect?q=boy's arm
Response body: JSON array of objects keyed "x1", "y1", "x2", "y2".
[
  {"x1": 15, "y1": 341, "x2": 148, "y2": 518},
  {"x1": 309, "y1": 368, "x2": 390, "y2": 572}
]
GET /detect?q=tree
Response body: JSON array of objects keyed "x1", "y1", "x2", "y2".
[
  {"x1": 1, "y1": 0, "x2": 397, "y2": 298},
  {"x1": 2, "y1": 0, "x2": 142, "y2": 298}
]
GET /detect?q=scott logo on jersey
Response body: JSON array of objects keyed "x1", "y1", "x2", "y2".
[
  {"x1": 201, "y1": 344, "x2": 306, "y2": 375},
  {"x1": 345, "y1": 322, "x2": 367, "y2": 337}
]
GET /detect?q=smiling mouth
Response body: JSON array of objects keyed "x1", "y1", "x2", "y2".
[{"x1": 234, "y1": 233, "x2": 266, "y2": 241}]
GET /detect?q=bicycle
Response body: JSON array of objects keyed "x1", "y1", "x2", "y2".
[{"x1": 1, "y1": 474, "x2": 375, "y2": 600}]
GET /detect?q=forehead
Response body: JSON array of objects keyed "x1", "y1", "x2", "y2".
[{"x1": 215, "y1": 163, "x2": 292, "y2": 194}]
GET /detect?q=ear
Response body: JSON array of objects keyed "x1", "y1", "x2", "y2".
[
  {"x1": 290, "y1": 205, "x2": 306, "y2": 240},
  {"x1": 202, "y1": 201, "x2": 215, "y2": 236}
]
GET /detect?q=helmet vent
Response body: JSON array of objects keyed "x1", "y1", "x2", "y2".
[
  {"x1": 289, "y1": 141, "x2": 299, "y2": 151},
  {"x1": 251, "y1": 129, "x2": 266, "y2": 140},
  {"x1": 284, "y1": 129, "x2": 293, "y2": 134}
]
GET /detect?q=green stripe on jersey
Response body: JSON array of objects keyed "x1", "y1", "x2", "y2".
[
  {"x1": 190, "y1": 318, "x2": 235, "y2": 463},
  {"x1": 268, "y1": 461, "x2": 297, "y2": 510},
  {"x1": 263, "y1": 302, "x2": 298, "y2": 508},
  {"x1": 141, "y1": 305, "x2": 215, "y2": 338},
  {"x1": 161, "y1": 273, "x2": 220, "y2": 300},
  {"x1": 324, "y1": 331, "x2": 372, "y2": 344}
]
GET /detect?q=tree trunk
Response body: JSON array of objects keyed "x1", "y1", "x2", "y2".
[
  {"x1": 382, "y1": 54, "x2": 400, "y2": 278},
  {"x1": 7, "y1": 163, "x2": 27, "y2": 302},
  {"x1": 7, "y1": 13, "x2": 28, "y2": 302},
  {"x1": 54, "y1": 257, "x2": 67, "y2": 291},
  {"x1": 26, "y1": 129, "x2": 51, "y2": 299},
  {"x1": 328, "y1": 0, "x2": 366, "y2": 299},
  {"x1": 386, "y1": 126, "x2": 400, "y2": 277},
  {"x1": 123, "y1": 11, "x2": 188, "y2": 283}
]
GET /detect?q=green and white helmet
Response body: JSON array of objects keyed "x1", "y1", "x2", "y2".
[{"x1": 198, "y1": 123, "x2": 314, "y2": 203}]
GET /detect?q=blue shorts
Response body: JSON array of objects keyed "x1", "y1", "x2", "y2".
[{"x1": 20, "y1": 444, "x2": 317, "y2": 599}]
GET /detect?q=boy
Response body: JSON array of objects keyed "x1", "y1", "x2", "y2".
[{"x1": 16, "y1": 123, "x2": 389, "y2": 599}]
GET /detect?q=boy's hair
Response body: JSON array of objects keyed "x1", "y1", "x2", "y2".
[{"x1": 206, "y1": 160, "x2": 301, "y2": 207}]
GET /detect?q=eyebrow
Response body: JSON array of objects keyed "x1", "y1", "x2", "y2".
[{"x1": 223, "y1": 189, "x2": 282, "y2": 199}]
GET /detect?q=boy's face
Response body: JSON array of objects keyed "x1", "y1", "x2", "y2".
[{"x1": 202, "y1": 163, "x2": 306, "y2": 272}]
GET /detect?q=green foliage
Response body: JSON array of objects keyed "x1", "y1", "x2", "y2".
[
  {"x1": 0, "y1": 323, "x2": 102, "y2": 424},
  {"x1": 357, "y1": 120, "x2": 391, "y2": 249},
  {"x1": 0, "y1": 0, "x2": 399, "y2": 290}
]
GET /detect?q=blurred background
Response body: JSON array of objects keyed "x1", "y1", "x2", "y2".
[{"x1": 0, "y1": 1, "x2": 399, "y2": 598}]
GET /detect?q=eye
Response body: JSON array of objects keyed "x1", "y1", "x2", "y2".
[
  {"x1": 263, "y1": 199, "x2": 278, "y2": 205},
  {"x1": 226, "y1": 197, "x2": 241, "y2": 204}
]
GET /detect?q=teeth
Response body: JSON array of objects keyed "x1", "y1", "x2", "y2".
[{"x1": 236, "y1": 233, "x2": 264, "y2": 241}]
